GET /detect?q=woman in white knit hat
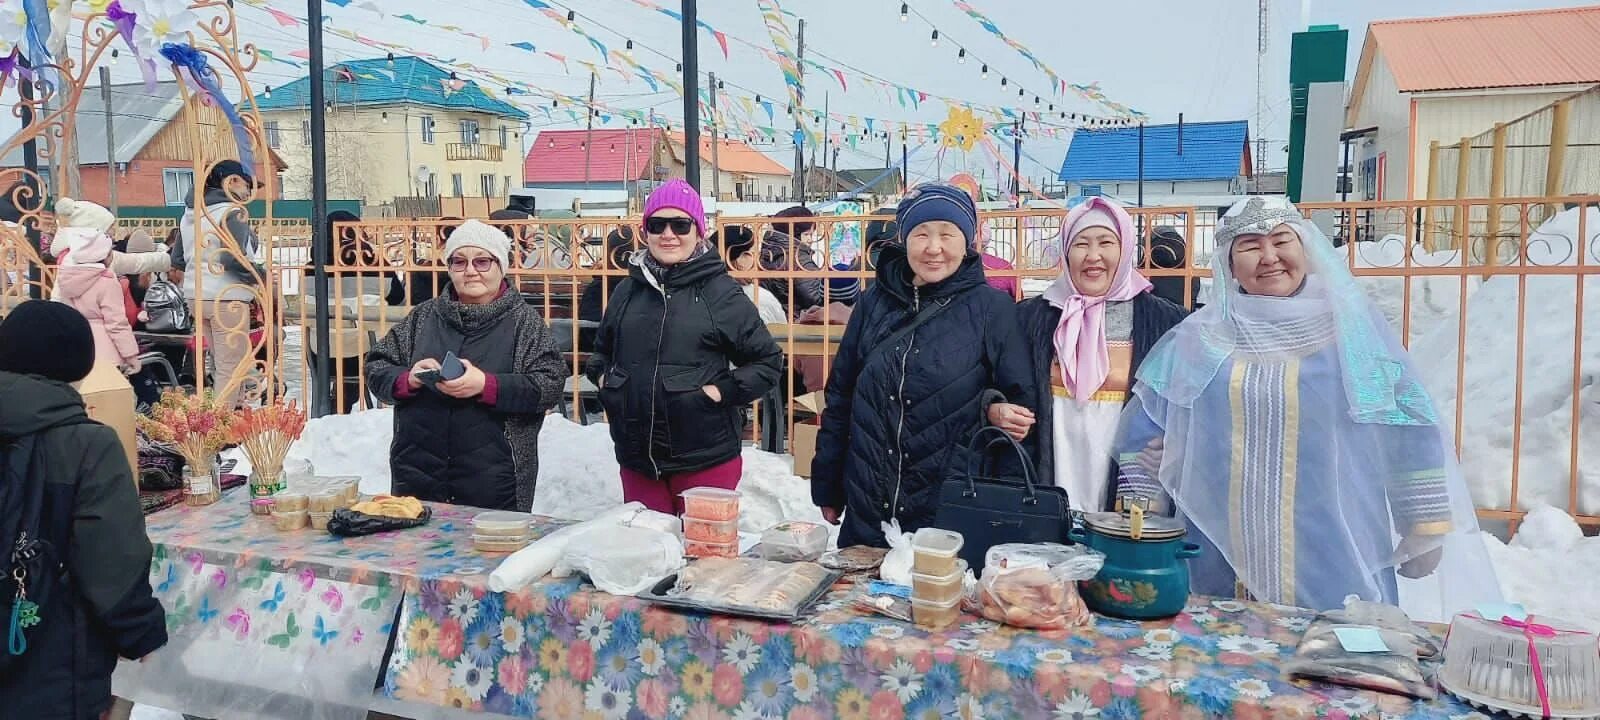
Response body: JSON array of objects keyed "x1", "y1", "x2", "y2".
[{"x1": 365, "y1": 219, "x2": 566, "y2": 511}]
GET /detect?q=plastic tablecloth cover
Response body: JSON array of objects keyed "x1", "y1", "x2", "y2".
[{"x1": 113, "y1": 493, "x2": 525, "y2": 720}]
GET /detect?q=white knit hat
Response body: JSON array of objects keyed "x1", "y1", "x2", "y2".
[
  {"x1": 442, "y1": 219, "x2": 511, "y2": 271},
  {"x1": 54, "y1": 197, "x2": 116, "y2": 234}
]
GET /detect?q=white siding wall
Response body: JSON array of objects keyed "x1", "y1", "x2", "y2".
[
  {"x1": 1349, "y1": 48, "x2": 1413, "y2": 201},
  {"x1": 1412, "y1": 87, "x2": 1588, "y2": 199}
]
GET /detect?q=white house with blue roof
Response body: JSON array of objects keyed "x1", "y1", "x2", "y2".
[
  {"x1": 1057, "y1": 120, "x2": 1254, "y2": 208},
  {"x1": 252, "y1": 56, "x2": 530, "y2": 213}
]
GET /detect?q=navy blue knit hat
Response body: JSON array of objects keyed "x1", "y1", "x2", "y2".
[
  {"x1": 896, "y1": 183, "x2": 978, "y2": 247},
  {"x1": 826, "y1": 261, "x2": 861, "y2": 305}
]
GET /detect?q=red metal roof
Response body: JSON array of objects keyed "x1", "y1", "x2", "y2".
[
  {"x1": 665, "y1": 131, "x2": 791, "y2": 177},
  {"x1": 1365, "y1": 5, "x2": 1600, "y2": 92},
  {"x1": 524, "y1": 128, "x2": 662, "y2": 185}
]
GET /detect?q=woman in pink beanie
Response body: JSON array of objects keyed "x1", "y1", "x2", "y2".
[{"x1": 586, "y1": 179, "x2": 784, "y2": 515}]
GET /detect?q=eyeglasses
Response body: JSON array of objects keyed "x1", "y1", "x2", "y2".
[
  {"x1": 448, "y1": 255, "x2": 499, "y2": 272},
  {"x1": 645, "y1": 216, "x2": 696, "y2": 236}
]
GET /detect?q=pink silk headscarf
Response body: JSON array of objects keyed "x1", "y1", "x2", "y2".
[{"x1": 1041, "y1": 197, "x2": 1152, "y2": 402}]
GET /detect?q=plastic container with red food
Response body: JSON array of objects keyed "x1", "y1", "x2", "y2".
[
  {"x1": 684, "y1": 517, "x2": 739, "y2": 544},
  {"x1": 684, "y1": 538, "x2": 739, "y2": 559},
  {"x1": 680, "y1": 487, "x2": 740, "y2": 521}
]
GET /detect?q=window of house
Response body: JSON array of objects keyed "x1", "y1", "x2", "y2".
[
  {"x1": 480, "y1": 174, "x2": 496, "y2": 197},
  {"x1": 300, "y1": 119, "x2": 311, "y2": 145},
  {"x1": 499, "y1": 126, "x2": 509, "y2": 149},
  {"x1": 421, "y1": 115, "x2": 435, "y2": 144},
  {"x1": 460, "y1": 119, "x2": 480, "y2": 145},
  {"x1": 504, "y1": 175, "x2": 512, "y2": 195},
  {"x1": 451, "y1": 173, "x2": 464, "y2": 197},
  {"x1": 265, "y1": 121, "x2": 281, "y2": 149},
  {"x1": 162, "y1": 168, "x2": 195, "y2": 206},
  {"x1": 424, "y1": 172, "x2": 438, "y2": 198}
]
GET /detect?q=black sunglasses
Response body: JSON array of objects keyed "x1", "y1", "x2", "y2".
[
  {"x1": 645, "y1": 216, "x2": 696, "y2": 236},
  {"x1": 448, "y1": 255, "x2": 499, "y2": 272}
]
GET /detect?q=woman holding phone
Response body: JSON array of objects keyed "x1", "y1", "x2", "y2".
[{"x1": 367, "y1": 220, "x2": 566, "y2": 511}]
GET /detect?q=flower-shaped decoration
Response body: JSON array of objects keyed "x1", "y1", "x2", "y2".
[
  {"x1": 0, "y1": 5, "x2": 29, "y2": 58},
  {"x1": 121, "y1": 0, "x2": 198, "y2": 58},
  {"x1": 939, "y1": 106, "x2": 984, "y2": 152}
]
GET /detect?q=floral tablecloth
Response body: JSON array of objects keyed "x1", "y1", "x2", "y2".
[
  {"x1": 113, "y1": 490, "x2": 522, "y2": 720},
  {"x1": 382, "y1": 536, "x2": 1483, "y2": 719},
  {"x1": 118, "y1": 496, "x2": 1487, "y2": 720}
]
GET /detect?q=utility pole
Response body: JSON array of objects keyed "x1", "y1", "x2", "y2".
[
  {"x1": 791, "y1": 18, "x2": 805, "y2": 203},
  {"x1": 583, "y1": 71, "x2": 596, "y2": 191},
  {"x1": 708, "y1": 72, "x2": 720, "y2": 202},
  {"x1": 681, "y1": 0, "x2": 701, "y2": 189},
  {"x1": 1137, "y1": 121, "x2": 1146, "y2": 240},
  {"x1": 307, "y1": 0, "x2": 332, "y2": 416},
  {"x1": 1012, "y1": 115, "x2": 1023, "y2": 207},
  {"x1": 831, "y1": 146, "x2": 840, "y2": 200},
  {"x1": 820, "y1": 91, "x2": 829, "y2": 204},
  {"x1": 99, "y1": 67, "x2": 117, "y2": 213},
  {"x1": 900, "y1": 128, "x2": 908, "y2": 191}
]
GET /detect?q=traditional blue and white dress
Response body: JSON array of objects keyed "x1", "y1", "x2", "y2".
[{"x1": 1113, "y1": 197, "x2": 1499, "y2": 614}]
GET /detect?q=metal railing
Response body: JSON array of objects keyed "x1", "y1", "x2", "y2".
[{"x1": 4, "y1": 198, "x2": 1596, "y2": 532}]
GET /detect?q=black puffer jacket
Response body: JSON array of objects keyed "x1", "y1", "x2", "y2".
[
  {"x1": 758, "y1": 230, "x2": 825, "y2": 315},
  {"x1": 367, "y1": 286, "x2": 565, "y2": 510},
  {"x1": 1014, "y1": 292, "x2": 1189, "y2": 509},
  {"x1": 0, "y1": 372, "x2": 167, "y2": 720},
  {"x1": 586, "y1": 250, "x2": 783, "y2": 478},
  {"x1": 811, "y1": 246, "x2": 1035, "y2": 547}
]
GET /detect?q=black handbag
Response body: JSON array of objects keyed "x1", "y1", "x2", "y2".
[{"x1": 932, "y1": 425, "x2": 1072, "y2": 574}]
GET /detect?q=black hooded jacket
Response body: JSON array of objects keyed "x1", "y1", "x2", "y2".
[
  {"x1": 586, "y1": 250, "x2": 784, "y2": 478},
  {"x1": 0, "y1": 372, "x2": 167, "y2": 719},
  {"x1": 810, "y1": 246, "x2": 1035, "y2": 547}
]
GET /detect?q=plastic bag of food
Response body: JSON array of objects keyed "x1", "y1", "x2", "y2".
[
  {"x1": 557, "y1": 525, "x2": 686, "y2": 596},
  {"x1": 1322, "y1": 595, "x2": 1440, "y2": 658},
  {"x1": 879, "y1": 520, "x2": 914, "y2": 586},
  {"x1": 326, "y1": 506, "x2": 432, "y2": 537},
  {"x1": 976, "y1": 543, "x2": 1104, "y2": 630},
  {"x1": 1283, "y1": 618, "x2": 1436, "y2": 699}
]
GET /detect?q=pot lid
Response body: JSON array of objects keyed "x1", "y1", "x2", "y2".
[{"x1": 1082, "y1": 505, "x2": 1186, "y2": 541}]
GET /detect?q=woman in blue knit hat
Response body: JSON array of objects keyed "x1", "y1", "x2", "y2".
[{"x1": 810, "y1": 184, "x2": 1035, "y2": 547}]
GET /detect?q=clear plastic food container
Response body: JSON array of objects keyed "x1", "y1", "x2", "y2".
[
  {"x1": 473, "y1": 535, "x2": 531, "y2": 554},
  {"x1": 472, "y1": 511, "x2": 534, "y2": 539},
  {"x1": 911, "y1": 592, "x2": 962, "y2": 630},
  {"x1": 684, "y1": 538, "x2": 739, "y2": 559},
  {"x1": 758, "y1": 521, "x2": 829, "y2": 562},
  {"x1": 271, "y1": 510, "x2": 308, "y2": 531},
  {"x1": 272, "y1": 492, "x2": 309, "y2": 512},
  {"x1": 911, "y1": 528, "x2": 964, "y2": 575},
  {"x1": 680, "y1": 487, "x2": 740, "y2": 521},
  {"x1": 308, "y1": 511, "x2": 333, "y2": 531},
  {"x1": 684, "y1": 517, "x2": 739, "y2": 544},
  {"x1": 1439, "y1": 612, "x2": 1600, "y2": 718},
  {"x1": 911, "y1": 559, "x2": 968, "y2": 605},
  {"x1": 308, "y1": 491, "x2": 343, "y2": 514}
]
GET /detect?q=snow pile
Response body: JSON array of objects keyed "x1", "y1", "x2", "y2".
[
  {"x1": 285, "y1": 410, "x2": 825, "y2": 535},
  {"x1": 1484, "y1": 505, "x2": 1600, "y2": 632},
  {"x1": 1351, "y1": 238, "x2": 1477, "y2": 345},
  {"x1": 1409, "y1": 208, "x2": 1600, "y2": 515}
]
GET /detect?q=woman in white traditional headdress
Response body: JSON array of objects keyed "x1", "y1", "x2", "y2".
[{"x1": 1113, "y1": 196, "x2": 1499, "y2": 613}]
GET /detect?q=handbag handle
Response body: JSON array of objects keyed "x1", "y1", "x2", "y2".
[{"x1": 948, "y1": 425, "x2": 1040, "y2": 504}]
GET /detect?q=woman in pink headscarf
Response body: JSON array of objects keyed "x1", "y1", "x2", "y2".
[{"x1": 985, "y1": 197, "x2": 1188, "y2": 511}]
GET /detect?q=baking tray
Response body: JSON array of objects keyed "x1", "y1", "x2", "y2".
[{"x1": 637, "y1": 564, "x2": 844, "y2": 622}]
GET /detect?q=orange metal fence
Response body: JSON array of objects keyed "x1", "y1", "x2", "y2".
[{"x1": 3, "y1": 198, "x2": 1595, "y2": 531}]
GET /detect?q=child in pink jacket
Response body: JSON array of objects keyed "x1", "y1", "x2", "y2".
[{"x1": 53, "y1": 198, "x2": 141, "y2": 375}]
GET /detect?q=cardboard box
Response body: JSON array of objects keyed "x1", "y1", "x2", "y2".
[
  {"x1": 792, "y1": 422, "x2": 820, "y2": 478},
  {"x1": 77, "y1": 360, "x2": 138, "y2": 479}
]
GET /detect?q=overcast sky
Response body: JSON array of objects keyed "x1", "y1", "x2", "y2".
[{"x1": 28, "y1": 0, "x2": 1597, "y2": 193}]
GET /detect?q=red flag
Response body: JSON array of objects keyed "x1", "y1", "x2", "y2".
[
  {"x1": 713, "y1": 31, "x2": 729, "y2": 59},
  {"x1": 831, "y1": 69, "x2": 847, "y2": 92}
]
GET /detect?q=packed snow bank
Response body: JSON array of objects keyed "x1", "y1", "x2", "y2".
[
  {"x1": 1409, "y1": 208, "x2": 1600, "y2": 515},
  {"x1": 284, "y1": 410, "x2": 825, "y2": 534},
  {"x1": 1484, "y1": 505, "x2": 1600, "y2": 632},
  {"x1": 1352, "y1": 237, "x2": 1477, "y2": 345}
]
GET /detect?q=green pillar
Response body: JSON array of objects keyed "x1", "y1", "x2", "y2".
[{"x1": 1288, "y1": 24, "x2": 1348, "y2": 202}]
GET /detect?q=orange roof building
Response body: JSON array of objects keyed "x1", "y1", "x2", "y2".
[
  {"x1": 665, "y1": 131, "x2": 793, "y2": 203},
  {"x1": 1346, "y1": 5, "x2": 1600, "y2": 201}
]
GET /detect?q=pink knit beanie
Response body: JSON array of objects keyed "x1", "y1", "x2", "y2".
[{"x1": 642, "y1": 179, "x2": 706, "y2": 237}]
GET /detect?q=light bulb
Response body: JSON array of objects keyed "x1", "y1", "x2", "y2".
[
  {"x1": 1000, "y1": 77, "x2": 1007, "y2": 86},
  {"x1": 264, "y1": 86, "x2": 272, "y2": 99},
  {"x1": 386, "y1": 52, "x2": 395, "y2": 67},
  {"x1": 980, "y1": 64, "x2": 988, "y2": 79},
  {"x1": 930, "y1": 30, "x2": 939, "y2": 47},
  {"x1": 899, "y1": 3, "x2": 907, "y2": 21},
  {"x1": 110, "y1": 48, "x2": 119, "y2": 65},
  {"x1": 625, "y1": 40, "x2": 634, "y2": 58},
  {"x1": 957, "y1": 48, "x2": 965, "y2": 64},
  {"x1": 382, "y1": 111, "x2": 389, "y2": 123}
]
